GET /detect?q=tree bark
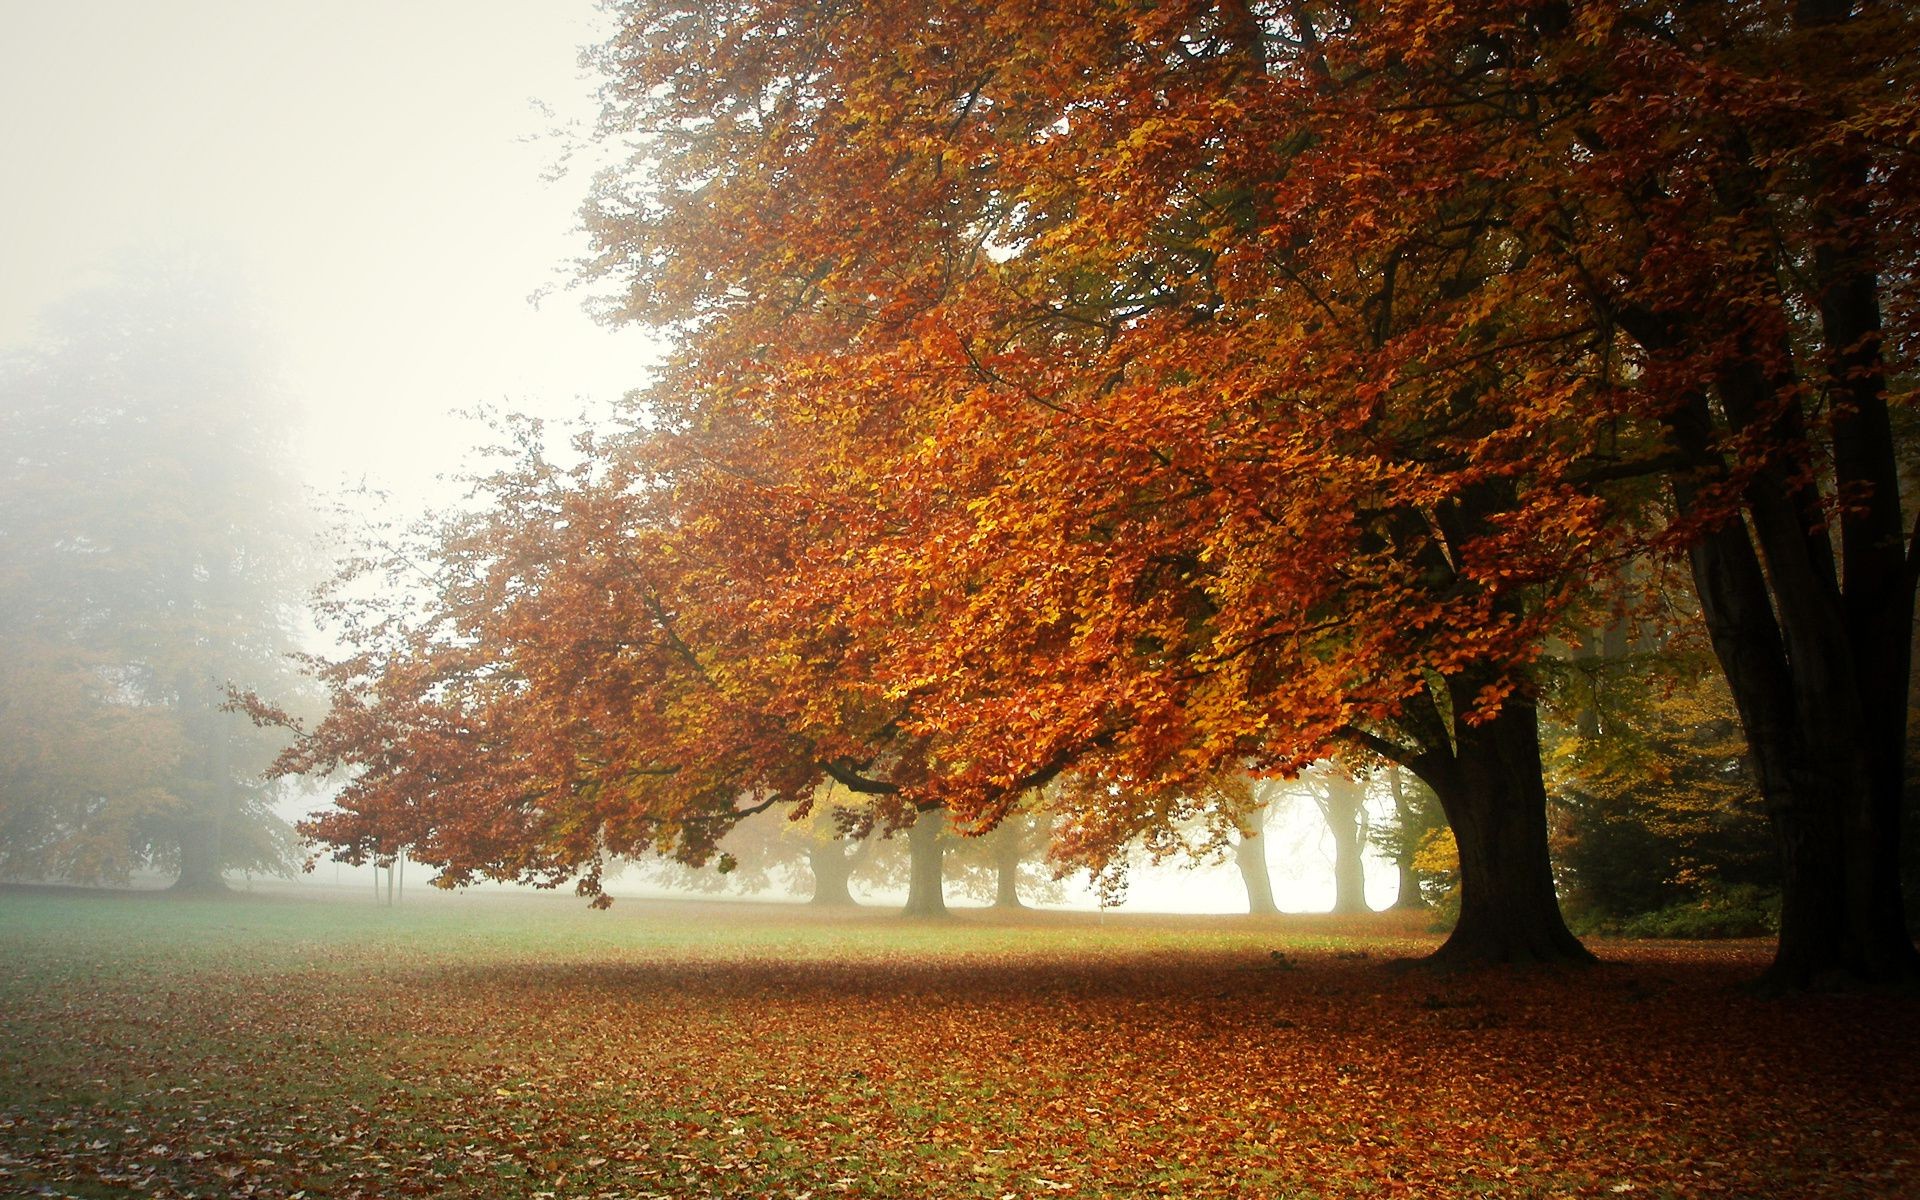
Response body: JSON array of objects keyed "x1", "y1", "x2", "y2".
[
  {"x1": 1676, "y1": 457, "x2": 1917, "y2": 985},
  {"x1": 901, "y1": 806, "x2": 948, "y2": 917},
  {"x1": 1320, "y1": 772, "x2": 1371, "y2": 915},
  {"x1": 806, "y1": 841, "x2": 858, "y2": 907},
  {"x1": 991, "y1": 819, "x2": 1026, "y2": 909},
  {"x1": 1386, "y1": 767, "x2": 1425, "y2": 910},
  {"x1": 1364, "y1": 484, "x2": 1588, "y2": 963},
  {"x1": 1652, "y1": 329, "x2": 1918, "y2": 984},
  {"x1": 1592, "y1": 1, "x2": 1920, "y2": 988},
  {"x1": 170, "y1": 817, "x2": 227, "y2": 893},
  {"x1": 1233, "y1": 825, "x2": 1279, "y2": 915},
  {"x1": 1794, "y1": 6, "x2": 1919, "y2": 979},
  {"x1": 1413, "y1": 693, "x2": 1592, "y2": 966}
]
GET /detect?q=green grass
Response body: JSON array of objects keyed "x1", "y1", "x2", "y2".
[{"x1": 2, "y1": 885, "x2": 1915, "y2": 1199}]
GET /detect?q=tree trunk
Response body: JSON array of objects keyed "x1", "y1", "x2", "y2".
[
  {"x1": 991, "y1": 820, "x2": 1026, "y2": 909},
  {"x1": 1321, "y1": 772, "x2": 1371, "y2": 915},
  {"x1": 806, "y1": 841, "x2": 858, "y2": 907},
  {"x1": 1386, "y1": 768, "x2": 1425, "y2": 910},
  {"x1": 1678, "y1": 465, "x2": 1918, "y2": 986},
  {"x1": 901, "y1": 806, "x2": 948, "y2": 917},
  {"x1": 1795, "y1": 7, "x2": 1920, "y2": 982},
  {"x1": 1600, "y1": 0, "x2": 1920, "y2": 988},
  {"x1": 170, "y1": 817, "x2": 227, "y2": 893},
  {"x1": 1656, "y1": 346, "x2": 1918, "y2": 985},
  {"x1": 1415, "y1": 694, "x2": 1591, "y2": 966},
  {"x1": 1233, "y1": 826, "x2": 1278, "y2": 915},
  {"x1": 1369, "y1": 484, "x2": 1587, "y2": 963}
]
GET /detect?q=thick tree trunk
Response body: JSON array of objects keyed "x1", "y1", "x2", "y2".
[
  {"x1": 1370, "y1": 483, "x2": 1587, "y2": 963},
  {"x1": 991, "y1": 820, "x2": 1026, "y2": 909},
  {"x1": 170, "y1": 817, "x2": 227, "y2": 893},
  {"x1": 806, "y1": 841, "x2": 858, "y2": 907},
  {"x1": 1320, "y1": 773, "x2": 1371, "y2": 915},
  {"x1": 1349, "y1": 499, "x2": 1586, "y2": 960},
  {"x1": 1233, "y1": 826, "x2": 1278, "y2": 915},
  {"x1": 1679, "y1": 466, "x2": 1918, "y2": 986},
  {"x1": 1415, "y1": 696, "x2": 1591, "y2": 966},
  {"x1": 901, "y1": 806, "x2": 948, "y2": 917},
  {"x1": 1797, "y1": 19, "x2": 1920, "y2": 980},
  {"x1": 1597, "y1": 0, "x2": 1920, "y2": 988},
  {"x1": 1658, "y1": 344, "x2": 1918, "y2": 985}
]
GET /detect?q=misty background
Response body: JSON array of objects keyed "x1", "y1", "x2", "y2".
[{"x1": 0, "y1": 0, "x2": 1398, "y2": 913}]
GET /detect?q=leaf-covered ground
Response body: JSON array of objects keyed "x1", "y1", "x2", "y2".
[{"x1": 1, "y1": 887, "x2": 1914, "y2": 1199}]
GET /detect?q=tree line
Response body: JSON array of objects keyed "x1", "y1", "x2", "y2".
[
  {"x1": 247, "y1": 0, "x2": 1918, "y2": 988},
  {"x1": 7, "y1": 2, "x2": 1915, "y2": 990}
]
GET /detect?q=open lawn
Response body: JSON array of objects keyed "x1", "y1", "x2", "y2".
[{"x1": 1, "y1": 887, "x2": 1914, "y2": 1199}]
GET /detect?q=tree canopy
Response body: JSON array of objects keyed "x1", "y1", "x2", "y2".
[
  {"x1": 0, "y1": 263, "x2": 313, "y2": 888},
  {"x1": 278, "y1": 0, "x2": 1917, "y2": 979}
]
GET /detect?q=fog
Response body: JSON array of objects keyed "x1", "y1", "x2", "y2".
[
  {"x1": 276, "y1": 792, "x2": 1405, "y2": 916},
  {"x1": 0, "y1": 0, "x2": 654, "y2": 512}
]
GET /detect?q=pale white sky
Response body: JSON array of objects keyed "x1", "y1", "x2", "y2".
[{"x1": 0, "y1": 0, "x2": 655, "y2": 510}]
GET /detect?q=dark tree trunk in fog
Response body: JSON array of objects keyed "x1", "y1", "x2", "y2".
[
  {"x1": 1386, "y1": 768, "x2": 1425, "y2": 910},
  {"x1": 991, "y1": 819, "x2": 1026, "y2": 909},
  {"x1": 172, "y1": 674, "x2": 231, "y2": 894},
  {"x1": 1318, "y1": 773, "x2": 1370, "y2": 915},
  {"x1": 170, "y1": 817, "x2": 227, "y2": 893},
  {"x1": 901, "y1": 806, "x2": 948, "y2": 917},
  {"x1": 807, "y1": 841, "x2": 858, "y2": 907},
  {"x1": 1233, "y1": 825, "x2": 1278, "y2": 915}
]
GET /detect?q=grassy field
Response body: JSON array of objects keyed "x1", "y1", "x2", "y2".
[{"x1": 1, "y1": 887, "x2": 1915, "y2": 1199}]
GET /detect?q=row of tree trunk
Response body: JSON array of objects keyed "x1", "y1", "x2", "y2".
[{"x1": 808, "y1": 806, "x2": 1035, "y2": 917}]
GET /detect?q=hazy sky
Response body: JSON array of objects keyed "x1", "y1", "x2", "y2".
[{"x1": 0, "y1": 0, "x2": 656, "y2": 508}]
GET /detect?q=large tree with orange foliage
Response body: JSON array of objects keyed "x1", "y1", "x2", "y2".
[
  {"x1": 573, "y1": 0, "x2": 1616, "y2": 962},
  {"x1": 566, "y1": 0, "x2": 1916, "y2": 981},
  {"x1": 276, "y1": 1, "x2": 1915, "y2": 980}
]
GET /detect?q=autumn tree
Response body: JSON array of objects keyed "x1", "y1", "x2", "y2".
[
  {"x1": 274, "y1": 2, "x2": 1916, "y2": 983},
  {"x1": 575, "y1": 0, "x2": 1618, "y2": 965},
  {"x1": 0, "y1": 264, "x2": 310, "y2": 889},
  {"x1": 1296, "y1": 0, "x2": 1920, "y2": 983},
  {"x1": 565, "y1": 0, "x2": 1919, "y2": 981},
  {"x1": 285, "y1": 0, "x2": 1594, "y2": 959},
  {"x1": 262, "y1": 416, "x2": 989, "y2": 905}
]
